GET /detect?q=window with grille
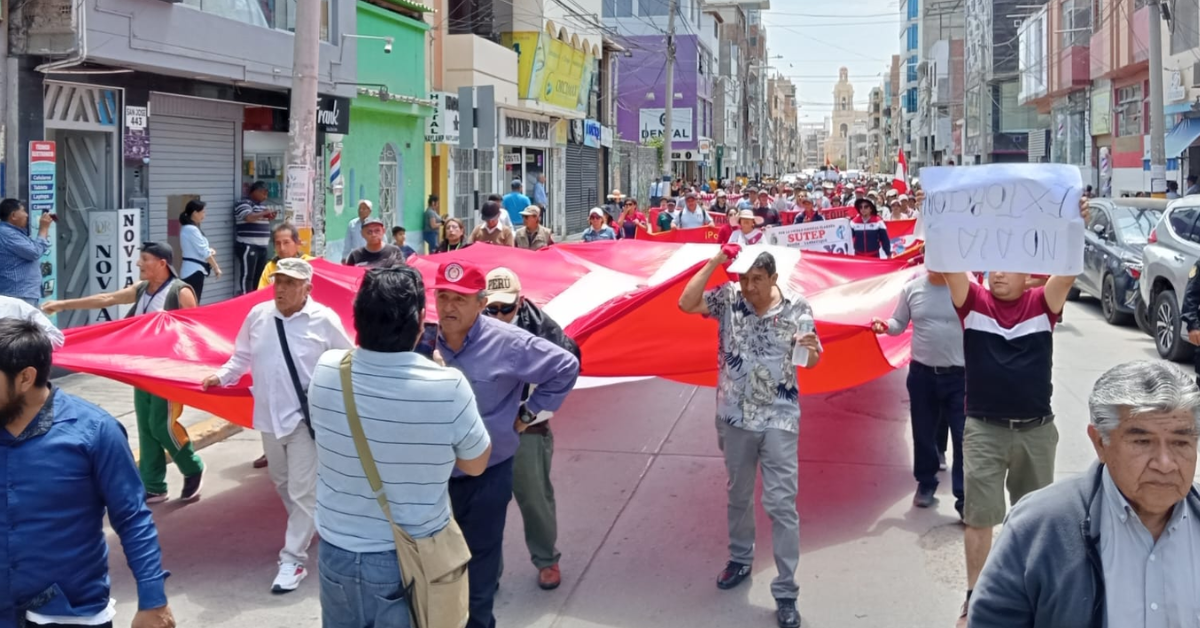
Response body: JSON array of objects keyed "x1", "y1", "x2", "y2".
[
  {"x1": 1116, "y1": 84, "x2": 1143, "y2": 137},
  {"x1": 602, "y1": 0, "x2": 632, "y2": 17},
  {"x1": 452, "y1": 148, "x2": 474, "y2": 220},
  {"x1": 639, "y1": 0, "x2": 668, "y2": 16},
  {"x1": 379, "y1": 144, "x2": 399, "y2": 230}
]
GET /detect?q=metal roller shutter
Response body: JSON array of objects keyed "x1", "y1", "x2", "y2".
[
  {"x1": 565, "y1": 144, "x2": 599, "y2": 234},
  {"x1": 149, "y1": 114, "x2": 238, "y2": 304}
]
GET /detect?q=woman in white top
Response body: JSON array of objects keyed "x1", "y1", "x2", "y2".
[
  {"x1": 727, "y1": 209, "x2": 765, "y2": 246},
  {"x1": 178, "y1": 199, "x2": 222, "y2": 302}
]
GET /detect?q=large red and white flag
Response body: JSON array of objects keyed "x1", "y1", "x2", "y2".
[{"x1": 893, "y1": 149, "x2": 909, "y2": 195}]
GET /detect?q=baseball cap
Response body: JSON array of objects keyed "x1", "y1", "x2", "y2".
[
  {"x1": 139, "y1": 242, "x2": 178, "y2": 277},
  {"x1": 362, "y1": 217, "x2": 385, "y2": 229},
  {"x1": 484, "y1": 267, "x2": 522, "y2": 305},
  {"x1": 855, "y1": 187, "x2": 865, "y2": 194},
  {"x1": 520, "y1": 205, "x2": 541, "y2": 217},
  {"x1": 898, "y1": 194, "x2": 910, "y2": 201},
  {"x1": 433, "y1": 261, "x2": 486, "y2": 295},
  {"x1": 358, "y1": 199, "x2": 374, "y2": 210},
  {"x1": 589, "y1": 207, "x2": 606, "y2": 218},
  {"x1": 271, "y1": 257, "x2": 314, "y2": 282}
]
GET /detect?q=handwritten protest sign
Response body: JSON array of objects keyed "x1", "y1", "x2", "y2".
[
  {"x1": 919, "y1": 164, "x2": 1084, "y2": 274},
  {"x1": 766, "y1": 218, "x2": 854, "y2": 255}
]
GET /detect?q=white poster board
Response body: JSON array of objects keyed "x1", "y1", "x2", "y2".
[
  {"x1": 285, "y1": 165, "x2": 313, "y2": 228},
  {"x1": 765, "y1": 218, "x2": 854, "y2": 255},
  {"x1": 919, "y1": 164, "x2": 1084, "y2": 274},
  {"x1": 87, "y1": 208, "x2": 141, "y2": 323}
]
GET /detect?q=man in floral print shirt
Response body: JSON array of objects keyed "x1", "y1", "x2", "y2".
[{"x1": 679, "y1": 246, "x2": 822, "y2": 628}]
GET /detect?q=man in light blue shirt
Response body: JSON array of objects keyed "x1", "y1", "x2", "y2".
[
  {"x1": 0, "y1": 199, "x2": 52, "y2": 306},
  {"x1": 503, "y1": 179, "x2": 532, "y2": 227},
  {"x1": 532, "y1": 173, "x2": 549, "y2": 207},
  {"x1": 434, "y1": 260, "x2": 579, "y2": 628}
]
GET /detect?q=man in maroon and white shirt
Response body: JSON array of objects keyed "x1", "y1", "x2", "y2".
[{"x1": 940, "y1": 196, "x2": 1088, "y2": 628}]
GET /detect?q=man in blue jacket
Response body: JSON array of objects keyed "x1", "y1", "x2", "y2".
[
  {"x1": 970, "y1": 360, "x2": 1200, "y2": 628},
  {"x1": 0, "y1": 318, "x2": 175, "y2": 628}
]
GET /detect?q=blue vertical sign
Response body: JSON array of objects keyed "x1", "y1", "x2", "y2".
[{"x1": 29, "y1": 141, "x2": 57, "y2": 309}]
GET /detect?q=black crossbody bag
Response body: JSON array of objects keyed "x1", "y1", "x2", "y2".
[{"x1": 275, "y1": 317, "x2": 315, "y2": 439}]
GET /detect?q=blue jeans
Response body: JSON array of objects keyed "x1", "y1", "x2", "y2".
[
  {"x1": 907, "y1": 362, "x2": 965, "y2": 504},
  {"x1": 318, "y1": 538, "x2": 411, "y2": 628},
  {"x1": 424, "y1": 232, "x2": 439, "y2": 255},
  {"x1": 449, "y1": 457, "x2": 514, "y2": 628}
]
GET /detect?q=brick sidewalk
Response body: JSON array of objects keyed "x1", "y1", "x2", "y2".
[{"x1": 53, "y1": 372, "x2": 243, "y2": 460}]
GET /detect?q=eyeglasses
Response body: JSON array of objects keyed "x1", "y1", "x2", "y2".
[{"x1": 485, "y1": 302, "x2": 518, "y2": 316}]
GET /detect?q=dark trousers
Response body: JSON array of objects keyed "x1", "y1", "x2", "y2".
[
  {"x1": 234, "y1": 241, "x2": 268, "y2": 296},
  {"x1": 449, "y1": 456, "x2": 514, "y2": 628},
  {"x1": 182, "y1": 271, "x2": 205, "y2": 303},
  {"x1": 32, "y1": 623, "x2": 112, "y2": 628},
  {"x1": 907, "y1": 362, "x2": 966, "y2": 503}
]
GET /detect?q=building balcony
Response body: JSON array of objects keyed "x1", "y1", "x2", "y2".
[
  {"x1": 1050, "y1": 44, "x2": 1091, "y2": 96},
  {"x1": 1090, "y1": 3, "x2": 1151, "y2": 81},
  {"x1": 443, "y1": 33, "x2": 519, "y2": 104},
  {"x1": 931, "y1": 80, "x2": 951, "y2": 106}
]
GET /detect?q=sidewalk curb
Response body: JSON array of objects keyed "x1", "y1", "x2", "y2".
[{"x1": 132, "y1": 417, "x2": 244, "y2": 465}]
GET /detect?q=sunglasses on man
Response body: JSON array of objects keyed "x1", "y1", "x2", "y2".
[{"x1": 485, "y1": 302, "x2": 518, "y2": 317}]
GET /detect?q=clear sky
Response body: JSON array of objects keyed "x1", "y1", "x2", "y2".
[{"x1": 762, "y1": 1, "x2": 901, "y2": 127}]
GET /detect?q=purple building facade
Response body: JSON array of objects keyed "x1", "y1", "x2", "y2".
[{"x1": 615, "y1": 34, "x2": 714, "y2": 154}]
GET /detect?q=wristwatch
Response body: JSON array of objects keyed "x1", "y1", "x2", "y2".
[{"x1": 518, "y1": 404, "x2": 537, "y2": 425}]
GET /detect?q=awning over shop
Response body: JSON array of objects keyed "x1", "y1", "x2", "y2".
[{"x1": 1166, "y1": 116, "x2": 1200, "y2": 156}]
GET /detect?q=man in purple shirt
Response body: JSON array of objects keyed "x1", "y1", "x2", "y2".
[{"x1": 434, "y1": 261, "x2": 579, "y2": 628}]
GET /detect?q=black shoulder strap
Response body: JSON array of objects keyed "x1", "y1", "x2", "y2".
[{"x1": 275, "y1": 316, "x2": 314, "y2": 435}]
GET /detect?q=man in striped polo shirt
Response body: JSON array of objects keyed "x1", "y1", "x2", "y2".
[
  {"x1": 234, "y1": 181, "x2": 277, "y2": 296},
  {"x1": 943, "y1": 197, "x2": 1088, "y2": 628},
  {"x1": 308, "y1": 266, "x2": 492, "y2": 628}
]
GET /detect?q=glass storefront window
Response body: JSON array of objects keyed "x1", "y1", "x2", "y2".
[{"x1": 182, "y1": 0, "x2": 332, "y2": 41}]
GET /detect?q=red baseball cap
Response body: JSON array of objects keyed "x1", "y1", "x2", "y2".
[
  {"x1": 855, "y1": 187, "x2": 865, "y2": 194},
  {"x1": 433, "y1": 261, "x2": 486, "y2": 294}
]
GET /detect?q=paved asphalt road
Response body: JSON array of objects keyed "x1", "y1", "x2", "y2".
[{"x1": 80, "y1": 297, "x2": 1165, "y2": 628}]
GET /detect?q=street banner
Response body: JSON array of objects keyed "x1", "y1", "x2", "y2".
[
  {"x1": 53, "y1": 242, "x2": 921, "y2": 427},
  {"x1": 634, "y1": 224, "x2": 722, "y2": 243},
  {"x1": 29, "y1": 141, "x2": 57, "y2": 310},
  {"x1": 766, "y1": 218, "x2": 854, "y2": 255},
  {"x1": 920, "y1": 164, "x2": 1084, "y2": 274}
]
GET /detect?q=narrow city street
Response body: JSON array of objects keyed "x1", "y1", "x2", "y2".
[{"x1": 78, "y1": 296, "x2": 1160, "y2": 628}]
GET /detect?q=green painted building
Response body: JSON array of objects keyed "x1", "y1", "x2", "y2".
[{"x1": 323, "y1": 0, "x2": 432, "y2": 262}]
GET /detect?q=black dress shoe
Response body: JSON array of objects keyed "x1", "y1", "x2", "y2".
[
  {"x1": 716, "y1": 561, "x2": 751, "y2": 590},
  {"x1": 776, "y1": 598, "x2": 802, "y2": 628}
]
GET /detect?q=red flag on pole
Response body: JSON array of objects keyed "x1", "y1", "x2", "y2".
[{"x1": 893, "y1": 149, "x2": 909, "y2": 195}]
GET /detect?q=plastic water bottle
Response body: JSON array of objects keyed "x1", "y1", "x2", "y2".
[{"x1": 792, "y1": 313, "x2": 816, "y2": 366}]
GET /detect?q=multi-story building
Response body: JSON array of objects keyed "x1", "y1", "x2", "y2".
[
  {"x1": 869, "y1": 87, "x2": 885, "y2": 172},
  {"x1": 883, "y1": 54, "x2": 903, "y2": 173},
  {"x1": 769, "y1": 76, "x2": 798, "y2": 175},
  {"x1": 1086, "y1": 0, "x2": 1150, "y2": 194},
  {"x1": 710, "y1": 1, "x2": 754, "y2": 180},
  {"x1": 1158, "y1": 0, "x2": 1199, "y2": 188},
  {"x1": 899, "y1": 0, "x2": 964, "y2": 170},
  {"x1": 800, "y1": 122, "x2": 827, "y2": 170},
  {"x1": 963, "y1": 0, "x2": 1043, "y2": 163}
]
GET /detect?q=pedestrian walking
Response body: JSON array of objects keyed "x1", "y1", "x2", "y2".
[
  {"x1": 850, "y1": 198, "x2": 891, "y2": 258},
  {"x1": 0, "y1": 198, "x2": 53, "y2": 306},
  {"x1": 679, "y1": 248, "x2": 822, "y2": 628},
  {"x1": 486, "y1": 194, "x2": 515, "y2": 232},
  {"x1": 676, "y1": 193, "x2": 713, "y2": 230},
  {"x1": 178, "y1": 200, "x2": 222, "y2": 302},
  {"x1": 424, "y1": 194, "x2": 443, "y2": 254},
  {"x1": 970, "y1": 360, "x2": 1200, "y2": 628},
  {"x1": 235, "y1": 181, "x2": 277, "y2": 296},
  {"x1": 0, "y1": 295, "x2": 64, "y2": 347},
  {"x1": 872, "y1": 271, "x2": 965, "y2": 515},
  {"x1": 581, "y1": 208, "x2": 617, "y2": 242},
  {"x1": 616, "y1": 199, "x2": 648, "y2": 239},
  {"x1": 727, "y1": 210, "x2": 765, "y2": 246},
  {"x1": 532, "y1": 173, "x2": 549, "y2": 207},
  {"x1": 202, "y1": 258, "x2": 353, "y2": 594},
  {"x1": 483, "y1": 267, "x2": 580, "y2": 590},
  {"x1": 434, "y1": 260, "x2": 579, "y2": 628},
  {"x1": 941, "y1": 194, "x2": 1084, "y2": 626},
  {"x1": 753, "y1": 191, "x2": 782, "y2": 227},
  {"x1": 514, "y1": 206, "x2": 554, "y2": 251},
  {"x1": 503, "y1": 179, "x2": 532, "y2": 227},
  {"x1": 258, "y1": 223, "x2": 315, "y2": 290},
  {"x1": 308, "y1": 266, "x2": 492, "y2": 628},
  {"x1": 342, "y1": 200, "x2": 373, "y2": 262},
  {"x1": 345, "y1": 218, "x2": 406, "y2": 269},
  {"x1": 42, "y1": 243, "x2": 206, "y2": 504},
  {"x1": 0, "y1": 318, "x2": 176, "y2": 628},
  {"x1": 391, "y1": 227, "x2": 418, "y2": 260},
  {"x1": 439, "y1": 217, "x2": 471, "y2": 252},
  {"x1": 471, "y1": 201, "x2": 515, "y2": 247}
]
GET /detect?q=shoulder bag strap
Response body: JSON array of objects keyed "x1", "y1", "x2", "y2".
[
  {"x1": 337, "y1": 351, "x2": 418, "y2": 547},
  {"x1": 275, "y1": 317, "x2": 313, "y2": 435}
]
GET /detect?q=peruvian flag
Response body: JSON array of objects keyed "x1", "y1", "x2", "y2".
[{"x1": 893, "y1": 149, "x2": 909, "y2": 195}]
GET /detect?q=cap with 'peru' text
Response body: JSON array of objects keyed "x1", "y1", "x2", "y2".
[{"x1": 484, "y1": 267, "x2": 522, "y2": 305}]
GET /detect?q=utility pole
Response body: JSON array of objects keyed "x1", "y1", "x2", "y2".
[
  {"x1": 662, "y1": 0, "x2": 677, "y2": 181},
  {"x1": 1148, "y1": 0, "x2": 1167, "y2": 197},
  {"x1": 286, "y1": 0, "x2": 321, "y2": 254}
]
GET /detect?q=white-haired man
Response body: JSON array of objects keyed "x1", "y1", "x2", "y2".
[
  {"x1": 970, "y1": 360, "x2": 1200, "y2": 628},
  {"x1": 202, "y1": 258, "x2": 353, "y2": 593}
]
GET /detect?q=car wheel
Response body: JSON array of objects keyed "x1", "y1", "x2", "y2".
[
  {"x1": 1101, "y1": 275, "x2": 1133, "y2": 325},
  {"x1": 1154, "y1": 290, "x2": 1195, "y2": 362},
  {"x1": 1067, "y1": 287, "x2": 1081, "y2": 301},
  {"x1": 1136, "y1": 296, "x2": 1152, "y2": 335}
]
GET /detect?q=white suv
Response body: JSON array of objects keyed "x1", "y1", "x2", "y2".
[{"x1": 1140, "y1": 200, "x2": 1200, "y2": 361}]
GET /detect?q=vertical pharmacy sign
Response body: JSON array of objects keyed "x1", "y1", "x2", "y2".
[{"x1": 29, "y1": 141, "x2": 57, "y2": 306}]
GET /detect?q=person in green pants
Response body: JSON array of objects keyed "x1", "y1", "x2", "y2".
[
  {"x1": 43, "y1": 242, "x2": 206, "y2": 503},
  {"x1": 481, "y1": 267, "x2": 579, "y2": 591}
]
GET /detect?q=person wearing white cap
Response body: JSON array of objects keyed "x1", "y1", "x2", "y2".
[
  {"x1": 728, "y1": 209, "x2": 765, "y2": 246},
  {"x1": 581, "y1": 208, "x2": 617, "y2": 242},
  {"x1": 342, "y1": 200, "x2": 373, "y2": 263},
  {"x1": 202, "y1": 257, "x2": 353, "y2": 594}
]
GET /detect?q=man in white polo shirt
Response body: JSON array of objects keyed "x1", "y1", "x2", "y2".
[
  {"x1": 308, "y1": 266, "x2": 492, "y2": 628},
  {"x1": 202, "y1": 258, "x2": 354, "y2": 594}
]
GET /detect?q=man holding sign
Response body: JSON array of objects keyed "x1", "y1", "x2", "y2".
[{"x1": 916, "y1": 165, "x2": 1088, "y2": 627}]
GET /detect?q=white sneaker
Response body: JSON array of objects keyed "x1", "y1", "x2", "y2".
[{"x1": 271, "y1": 562, "x2": 307, "y2": 594}]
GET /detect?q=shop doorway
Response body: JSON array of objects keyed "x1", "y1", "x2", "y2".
[{"x1": 54, "y1": 130, "x2": 116, "y2": 329}]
